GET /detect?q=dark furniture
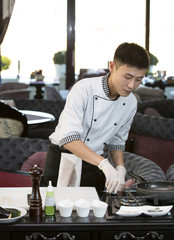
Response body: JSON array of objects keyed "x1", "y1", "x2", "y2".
[
  {"x1": 126, "y1": 99, "x2": 174, "y2": 172},
  {"x1": 1, "y1": 202, "x2": 174, "y2": 240},
  {"x1": 14, "y1": 99, "x2": 65, "y2": 139},
  {"x1": 133, "y1": 85, "x2": 165, "y2": 102},
  {"x1": 0, "y1": 137, "x2": 49, "y2": 172},
  {"x1": 29, "y1": 81, "x2": 60, "y2": 99},
  {"x1": 45, "y1": 85, "x2": 64, "y2": 101},
  {"x1": 14, "y1": 99, "x2": 65, "y2": 128},
  {"x1": 0, "y1": 137, "x2": 168, "y2": 188},
  {"x1": 145, "y1": 79, "x2": 174, "y2": 91},
  {"x1": 0, "y1": 82, "x2": 30, "y2": 99}
]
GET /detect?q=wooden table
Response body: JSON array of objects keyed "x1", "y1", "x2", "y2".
[
  {"x1": 1, "y1": 207, "x2": 174, "y2": 240},
  {"x1": 0, "y1": 188, "x2": 174, "y2": 240}
]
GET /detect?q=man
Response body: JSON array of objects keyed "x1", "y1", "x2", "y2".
[{"x1": 42, "y1": 42, "x2": 150, "y2": 193}]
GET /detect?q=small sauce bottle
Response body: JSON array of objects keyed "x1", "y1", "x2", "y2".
[{"x1": 44, "y1": 181, "x2": 56, "y2": 215}]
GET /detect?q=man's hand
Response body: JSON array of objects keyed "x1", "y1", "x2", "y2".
[
  {"x1": 116, "y1": 165, "x2": 126, "y2": 191},
  {"x1": 98, "y1": 159, "x2": 120, "y2": 193}
]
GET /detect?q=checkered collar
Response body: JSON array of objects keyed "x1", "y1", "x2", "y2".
[{"x1": 101, "y1": 73, "x2": 110, "y2": 97}]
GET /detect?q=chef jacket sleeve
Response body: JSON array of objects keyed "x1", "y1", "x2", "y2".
[{"x1": 49, "y1": 82, "x2": 88, "y2": 146}]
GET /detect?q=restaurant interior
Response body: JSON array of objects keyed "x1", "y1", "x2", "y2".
[{"x1": 0, "y1": 1, "x2": 174, "y2": 239}]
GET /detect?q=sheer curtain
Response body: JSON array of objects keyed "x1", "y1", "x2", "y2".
[{"x1": 0, "y1": 0, "x2": 15, "y2": 83}]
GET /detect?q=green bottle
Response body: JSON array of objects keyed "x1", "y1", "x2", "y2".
[{"x1": 45, "y1": 181, "x2": 56, "y2": 216}]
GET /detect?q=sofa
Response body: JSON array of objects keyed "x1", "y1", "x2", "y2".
[
  {"x1": 0, "y1": 137, "x2": 170, "y2": 188},
  {"x1": 126, "y1": 99, "x2": 174, "y2": 172},
  {"x1": 0, "y1": 82, "x2": 31, "y2": 99}
]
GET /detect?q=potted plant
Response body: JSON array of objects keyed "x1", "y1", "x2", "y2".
[
  {"x1": 53, "y1": 51, "x2": 66, "y2": 82},
  {"x1": 148, "y1": 53, "x2": 159, "y2": 74},
  {"x1": 149, "y1": 53, "x2": 158, "y2": 66},
  {"x1": 53, "y1": 51, "x2": 66, "y2": 65},
  {"x1": 0, "y1": 56, "x2": 11, "y2": 71}
]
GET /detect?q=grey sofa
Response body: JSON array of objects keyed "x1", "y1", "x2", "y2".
[
  {"x1": 0, "y1": 137, "x2": 168, "y2": 189},
  {"x1": 126, "y1": 99, "x2": 174, "y2": 172},
  {"x1": 0, "y1": 137, "x2": 50, "y2": 172}
]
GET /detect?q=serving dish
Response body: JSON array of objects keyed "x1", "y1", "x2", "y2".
[
  {"x1": 116, "y1": 205, "x2": 173, "y2": 217},
  {"x1": 0, "y1": 207, "x2": 27, "y2": 223}
]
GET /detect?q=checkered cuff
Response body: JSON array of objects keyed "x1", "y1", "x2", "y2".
[{"x1": 59, "y1": 133, "x2": 81, "y2": 146}]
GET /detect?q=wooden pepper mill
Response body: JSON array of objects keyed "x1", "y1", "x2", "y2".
[{"x1": 29, "y1": 165, "x2": 43, "y2": 218}]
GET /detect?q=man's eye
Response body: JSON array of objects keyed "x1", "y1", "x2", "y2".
[{"x1": 125, "y1": 76, "x2": 131, "y2": 79}]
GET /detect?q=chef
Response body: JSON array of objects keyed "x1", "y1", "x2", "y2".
[{"x1": 42, "y1": 42, "x2": 150, "y2": 193}]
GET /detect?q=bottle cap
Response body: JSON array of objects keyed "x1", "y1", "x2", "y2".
[{"x1": 48, "y1": 181, "x2": 53, "y2": 192}]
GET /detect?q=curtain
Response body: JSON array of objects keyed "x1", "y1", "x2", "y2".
[
  {"x1": 0, "y1": 0, "x2": 15, "y2": 44},
  {"x1": 0, "y1": 0, "x2": 15, "y2": 82}
]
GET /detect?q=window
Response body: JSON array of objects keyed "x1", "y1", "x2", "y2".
[
  {"x1": 150, "y1": 0, "x2": 174, "y2": 76},
  {"x1": 75, "y1": 0, "x2": 145, "y2": 74},
  {"x1": 1, "y1": 0, "x2": 67, "y2": 79}
]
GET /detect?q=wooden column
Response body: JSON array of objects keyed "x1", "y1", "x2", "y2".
[
  {"x1": 145, "y1": 0, "x2": 150, "y2": 52},
  {"x1": 66, "y1": 0, "x2": 75, "y2": 89}
]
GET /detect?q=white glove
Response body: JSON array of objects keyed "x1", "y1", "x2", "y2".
[
  {"x1": 98, "y1": 158, "x2": 120, "y2": 193},
  {"x1": 116, "y1": 165, "x2": 126, "y2": 192}
]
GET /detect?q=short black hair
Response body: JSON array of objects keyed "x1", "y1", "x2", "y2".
[{"x1": 114, "y1": 42, "x2": 150, "y2": 69}]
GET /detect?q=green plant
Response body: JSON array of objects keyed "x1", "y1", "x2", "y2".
[
  {"x1": 0, "y1": 56, "x2": 11, "y2": 71},
  {"x1": 53, "y1": 51, "x2": 66, "y2": 64},
  {"x1": 149, "y1": 53, "x2": 158, "y2": 66}
]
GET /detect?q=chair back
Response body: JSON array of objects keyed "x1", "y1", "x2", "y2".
[
  {"x1": 0, "y1": 82, "x2": 30, "y2": 99},
  {"x1": 0, "y1": 82, "x2": 28, "y2": 91},
  {"x1": 45, "y1": 85, "x2": 63, "y2": 101}
]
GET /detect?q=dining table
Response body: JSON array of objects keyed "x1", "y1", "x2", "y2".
[
  {"x1": 19, "y1": 110, "x2": 55, "y2": 125},
  {"x1": 19, "y1": 78, "x2": 60, "y2": 99}
]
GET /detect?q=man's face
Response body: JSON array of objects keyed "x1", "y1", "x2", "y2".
[{"x1": 108, "y1": 62, "x2": 147, "y2": 97}]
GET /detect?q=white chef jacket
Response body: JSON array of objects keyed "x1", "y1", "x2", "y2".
[{"x1": 49, "y1": 74, "x2": 137, "y2": 155}]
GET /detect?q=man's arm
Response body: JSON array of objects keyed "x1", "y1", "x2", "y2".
[
  {"x1": 110, "y1": 150, "x2": 124, "y2": 167},
  {"x1": 63, "y1": 140, "x2": 125, "y2": 193},
  {"x1": 63, "y1": 140, "x2": 104, "y2": 166}
]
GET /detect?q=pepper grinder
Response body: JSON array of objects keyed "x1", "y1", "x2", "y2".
[{"x1": 29, "y1": 165, "x2": 43, "y2": 218}]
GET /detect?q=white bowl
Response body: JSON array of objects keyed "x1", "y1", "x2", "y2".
[
  {"x1": 75, "y1": 199, "x2": 91, "y2": 217},
  {"x1": 57, "y1": 199, "x2": 74, "y2": 217},
  {"x1": 91, "y1": 200, "x2": 108, "y2": 218}
]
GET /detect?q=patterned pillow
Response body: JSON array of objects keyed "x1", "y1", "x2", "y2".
[{"x1": 0, "y1": 118, "x2": 24, "y2": 138}]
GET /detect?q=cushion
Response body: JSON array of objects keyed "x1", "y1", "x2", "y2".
[
  {"x1": 0, "y1": 118, "x2": 24, "y2": 138},
  {"x1": 20, "y1": 152, "x2": 47, "y2": 172},
  {"x1": 144, "y1": 107, "x2": 161, "y2": 117}
]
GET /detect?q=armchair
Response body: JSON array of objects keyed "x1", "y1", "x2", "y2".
[
  {"x1": 126, "y1": 100, "x2": 174, "y2": 172},
  {"x1": 0, "y1": 82, "x2": 30, "y2": 99},
  {"x1": 133, "y1": 85, "x2": 165, "y2": 102}
]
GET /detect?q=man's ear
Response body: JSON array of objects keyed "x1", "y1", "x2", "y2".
[{"x1": 109, "y1": 61, "x2": 116, "y2": 72}]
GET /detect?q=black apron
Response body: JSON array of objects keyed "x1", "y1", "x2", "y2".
[{"x1": 41, "y1": 143, "x2": 105, "y2": 193}]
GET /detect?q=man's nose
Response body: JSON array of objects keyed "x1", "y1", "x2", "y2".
[{"x1": 127, "y1": 79, "x2": 135, "y2": 89}]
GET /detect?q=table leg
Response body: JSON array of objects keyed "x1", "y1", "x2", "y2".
[{"x1": 34, "y1": 85, "x2": 44, "y2": 99}]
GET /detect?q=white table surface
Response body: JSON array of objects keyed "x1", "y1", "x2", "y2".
[{"x1": 19, "y1": 110, "x2": 55, "y2": 125}]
